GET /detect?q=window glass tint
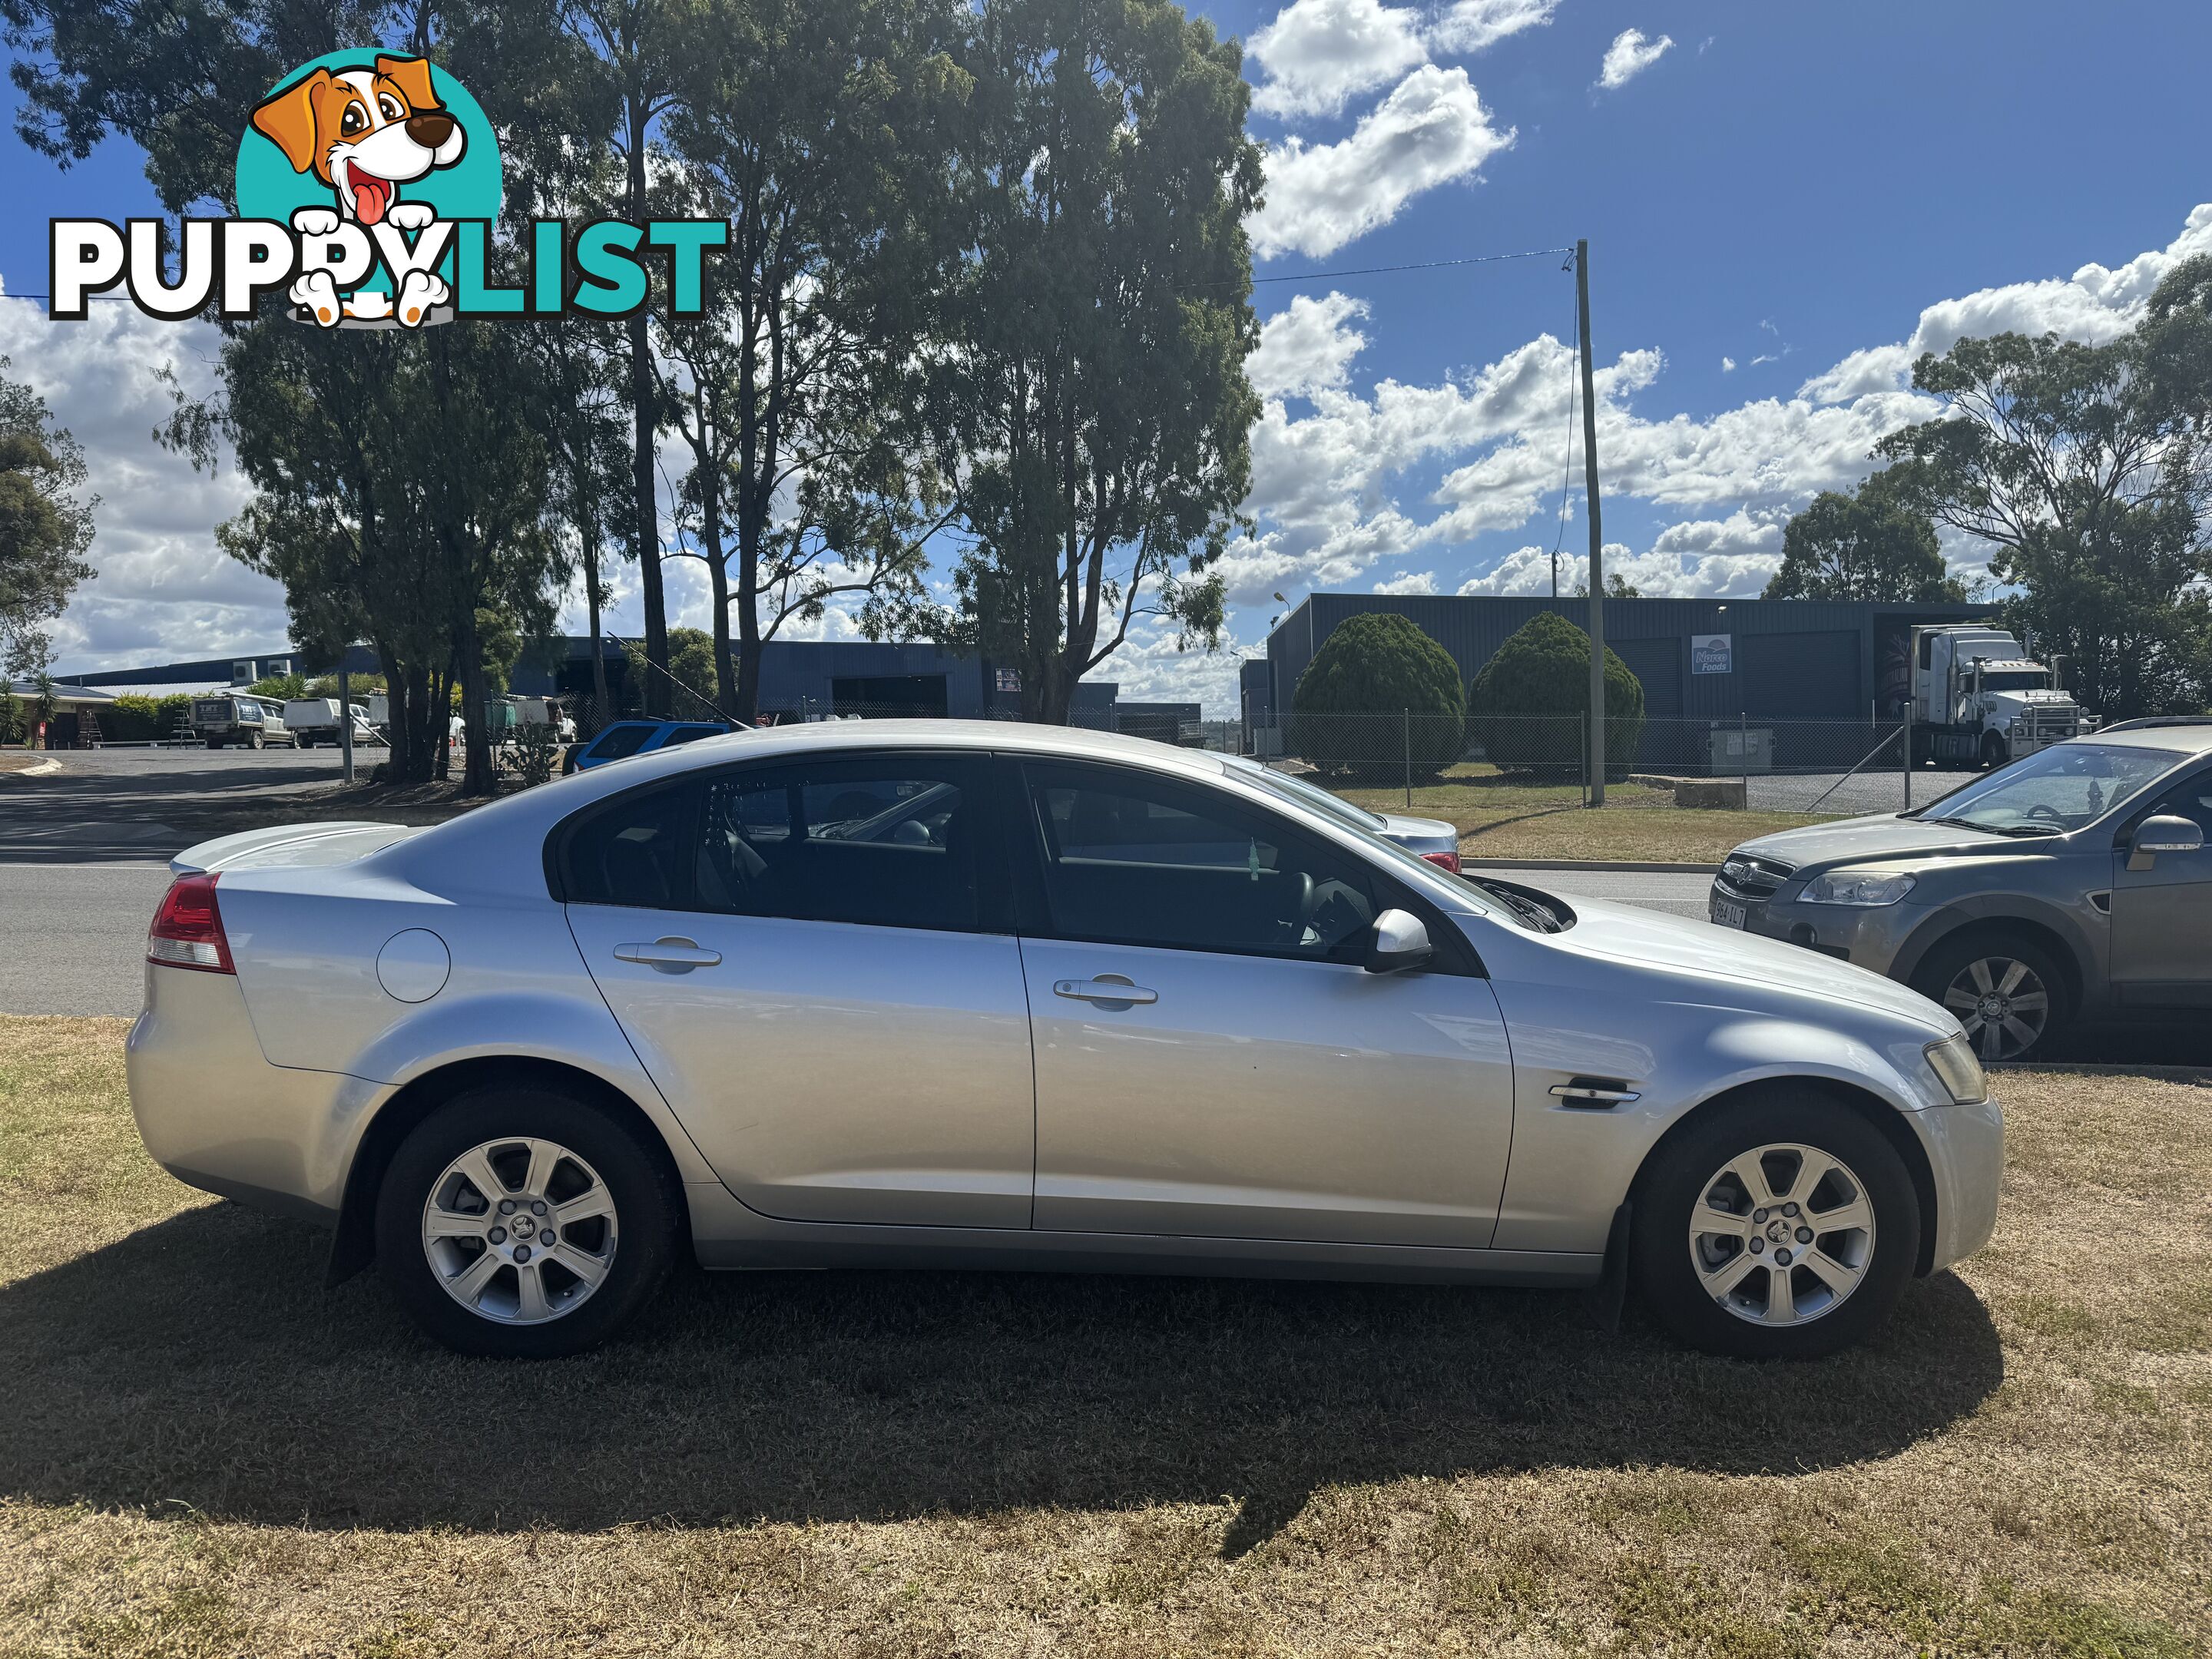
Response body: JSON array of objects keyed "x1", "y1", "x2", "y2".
[
  {"x1": 1920, "y1": 742, "x2": 2181, "y2": 833},
  {"x1": 662, "y1": 724, "x2": 719, "y2": 747},
  {"x1": 563, "y1": 785, "x2": 693, "y2": 909},
  {"x1": 591, "y1": 724, "x2": 654, "y2": 760},
  {"x1": 1026, "y1": 765, "x2": 1375, "y2": 959},
  {"x1": 696, "y1": 760, "x2": 979, "y2": 931},
  {"x1": 2147, "y1": 772, "x2": 2212, "y2": 839}
]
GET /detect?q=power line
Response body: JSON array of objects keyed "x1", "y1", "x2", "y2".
[{"x1": 1252, "y1": 246, "x2": 1575, "y2": 286}]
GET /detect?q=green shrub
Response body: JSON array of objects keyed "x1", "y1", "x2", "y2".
[
  {"x1": 98, "y1": 693, "x2": 194, "y2": 743},
  {"x1": 1465, "y1": 611, "x2": 1644, "y2": 779},
  {"x1": 1289, "y1": 612, "x2": 1465, "y2": 781}
]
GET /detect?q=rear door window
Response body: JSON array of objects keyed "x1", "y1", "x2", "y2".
[
  {"x1": 559, "y1": 784, "x2": 697, "y2": 909},
  {"x1": 591, "y1": 724, "x2": 656, "y2": 761},
  {"x1": 694, "y1": 756, "x2": 985, "y2": 932}
]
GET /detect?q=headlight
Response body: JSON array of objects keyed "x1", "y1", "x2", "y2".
[
  {"x1": 1924, "y1": 1035, "x2": 1988, "y2": 1104},
  {"x1": 1800, "y1": 869, "x2": 1918, "y2": 906}
]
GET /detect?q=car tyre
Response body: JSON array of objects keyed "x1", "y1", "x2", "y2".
[
  {"x1": 1632, "y1": 1088, "x2": 1919, "y2": 1360},
  {"x1": 1911, "y1": 931, "x2": 2068, "y2": 1062},
  {"x1": 375, "y1": 1084, "x2": 681, "y2": 1358}
]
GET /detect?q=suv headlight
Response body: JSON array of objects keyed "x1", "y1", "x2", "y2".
[
  {"x1": 1924, "y1": 1035, "x2": 1988, "y2": 1104},
  {"x1": 1800, "y1": 869, "x2": 1917, "y2": 906}
]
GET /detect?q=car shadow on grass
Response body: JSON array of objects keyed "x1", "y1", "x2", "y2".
[{"x1": 0, "y1": 1203, "x2": 2002, "y2": 1548}]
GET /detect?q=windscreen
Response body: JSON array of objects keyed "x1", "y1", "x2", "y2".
[{"x1": 1919, "y1": 743, "x2": 2181, "y2": 834}]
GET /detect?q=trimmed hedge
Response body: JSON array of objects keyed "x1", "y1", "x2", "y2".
[
  {"x1": 1289, "y1": 612, "x2": 1466, "y2": 782},
  {"x1": 97, "y1": 694, "x2": 194, "y2": 743},
  {"x1": 1465, "y1": 611, "x2": 1644, "y2": 779}
]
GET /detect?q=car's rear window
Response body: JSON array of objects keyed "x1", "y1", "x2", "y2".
[{"x1": 591, "y1": 724, "x2": 654, "y2": 760}]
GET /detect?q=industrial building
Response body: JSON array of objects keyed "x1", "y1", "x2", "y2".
[
  {"x1": 1246, "y1": 593, "x2": 2001, "y2": 730},
  {"x1": 59, "y1": 638, "x2": 1159, "y2": 729}
]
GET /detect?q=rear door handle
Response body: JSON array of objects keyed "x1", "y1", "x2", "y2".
[
  {"x1": 1053, "y1": 976, "x2": 1157, "y2": 1006},
  {"x1": 614, "y1": 937, "x2": 722, "y2": 972}
]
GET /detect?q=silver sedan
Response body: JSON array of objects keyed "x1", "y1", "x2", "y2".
[{"x1": 127, "y1": 721, "x2": 2002, "y2": 1359}]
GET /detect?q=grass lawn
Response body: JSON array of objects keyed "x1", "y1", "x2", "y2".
[
  {"x1": 1335, "y1": 763, "x2": 1822, "y2": 864},
  {"x1": 2, "y1": 1014, "x2": 2208, "y2": 1656}
]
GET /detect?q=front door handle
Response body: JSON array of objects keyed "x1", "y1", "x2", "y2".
[
  {"x1": 614, "y1": 936, "x2": 722, "y2": 973},
  {"x1": 1053, "y1": 976, "x2": 1157, "y2": 1006}
]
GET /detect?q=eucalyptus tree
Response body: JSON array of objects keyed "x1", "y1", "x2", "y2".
[
  {"x1": 0, "y1": 357, "x2": 97, "y2": 669},
  {"x1": 662, "y1": 0, "x2": 965, "y2": 720},
  {"x1": 1879, "y1": 257, "x2": 2212, "y2": 719},
  {"x1": 919, "y1": 0, "x2": 1263, "y2": 724}
]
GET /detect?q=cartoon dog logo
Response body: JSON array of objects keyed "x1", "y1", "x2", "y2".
[{"x1": 250, "y1": 55, "x2": 465, "y2": 326}]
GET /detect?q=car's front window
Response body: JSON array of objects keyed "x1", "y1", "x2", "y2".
[
  {"x1": 1229, "y1": 760, "x2": 1389, "y2": 832},
  {"x1": 1918, "y1": 742, "x2": 2184, "y2": 835}
]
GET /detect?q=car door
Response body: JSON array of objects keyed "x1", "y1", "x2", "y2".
[
  {"x1": 2111, "y1": 766, "x2": 2212, "y2": 1006},
  {"x1": 559, "y1": 751, "x2": 1036, "y2": 1228},
  {"x1": 1011, "y1": 758, "x2": 1514, "y2": 1248}
]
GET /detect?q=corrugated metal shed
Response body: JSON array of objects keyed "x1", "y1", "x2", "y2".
[{"x1": 1263, "y1": 594, "x2": 1998, "y2": 724}]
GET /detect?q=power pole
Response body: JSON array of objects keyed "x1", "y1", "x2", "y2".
[{"x1": 1577, "y1": 238, "x2": 1606, "y2": 806}]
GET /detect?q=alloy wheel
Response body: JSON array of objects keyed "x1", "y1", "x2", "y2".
[
  {"x1": 420, "y1": 1136, "x2": 619, "y2": 1325},
  {"x1": 1687, "y1": 1142, "x2": 1877, "y2": 1327},
  {"x1": 1941, "y1": 955, "x2": 2050, "y2": 1060}
]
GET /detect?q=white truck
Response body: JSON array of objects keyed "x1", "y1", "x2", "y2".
[
  {"x1": 191, "y1": 693, "x2": 296, "y2": 750},
  {"x1": 282, "y1": 698, "x2": 377, "y2": 749},
  {"x1": 1910, "y1": 624, "x2": 2088, "y2": 769}
]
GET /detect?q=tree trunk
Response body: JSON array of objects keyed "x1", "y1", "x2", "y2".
[
  {"x1": 584, "y1": 512, "x2": 611, "y2": 729},
  {"x1": 701, "y1": 476, "x2": 737, "y2": 718},
  {"x1": 627, "y1": 98, "x2": 668, "y2": 717},
  {"x1": 455, "y1": 608, "x2": 495, "y2": 796}
]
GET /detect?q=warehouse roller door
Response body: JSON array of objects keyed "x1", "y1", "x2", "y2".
[
  {"x1": 1610, "y1": 636, "x2": 1681, "y2": 718},
  {"x1": 1743, "y1": 630, "x2": 1861, "y2": 718}
]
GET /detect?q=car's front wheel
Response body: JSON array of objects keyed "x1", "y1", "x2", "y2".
[
  {"x1": 375, "y1": 1084, "x2": 680, "y2": 1357},
  {"x1": 1633, "y1": 1089, "x2": 1919, "y2": 1359},
  {"x1": 1911, "y1": 932, "x2": 2065, "y2": 1061}
]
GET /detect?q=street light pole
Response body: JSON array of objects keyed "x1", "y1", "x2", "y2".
[{"x1": 1577, "y1": 238, "x2": 1607, "y2": 806}]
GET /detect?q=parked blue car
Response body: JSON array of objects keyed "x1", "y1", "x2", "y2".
[{"x1": 561, "y1": 718, "x2": 740, "y2": 774}]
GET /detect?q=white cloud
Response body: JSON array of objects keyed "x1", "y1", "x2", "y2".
[
  {"x1": 1427, "y1": 0, "x2": 1558, "y2": 55},
  {"x1": 1720, "y1": 356, "x2": 1737, "y2": 373},
  {"x1": 1247, "y1": 292, "x2": 1372, "y2": 400},
  {"x1": 0, "y1": 297, "x2": 275, "y2": 671},
  {"x1": 1373, "y1": 568, "x2": 1439, "y2": 594},
  {"x1": 1247, "y1": 0, "x2": 1430, "y2": 121},
  {"x1": 1249, "y1": 65, "x2": 1515, "y2": 260},
  {"x1": 1598, "y1": 28, "x2": 1673, "y2": 90}
]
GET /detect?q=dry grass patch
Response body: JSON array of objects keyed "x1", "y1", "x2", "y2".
[
  {"x1": 1333, "y1": 765, "x2": 1820, "y2": 864},
  {"x1": 2, "y1": 1016, "x2": 2208, "y2": 1655}
]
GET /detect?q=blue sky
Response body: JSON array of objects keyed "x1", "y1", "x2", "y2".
[{"x1": 4, "y1": 0, "x2": 2210, "y2": 709}]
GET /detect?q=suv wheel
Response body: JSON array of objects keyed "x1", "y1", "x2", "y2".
[
  {"x1": 1912, "y1": 932, "x2": 2066, "y2": 1061},
  {"x1": 1980, "y1": 732, "x2": 2008, "y2": 770},
  {"x1": 375, "y1": 1084, "x2": 680, "y2": 1357},
  {"x1": 1633, "y1": 1088, "x2": 1919, "y2": 1359}
]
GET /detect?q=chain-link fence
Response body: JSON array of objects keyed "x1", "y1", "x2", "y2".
[{"x1": 1246, "y1": 712, "x2": 1960, "y2": 815}]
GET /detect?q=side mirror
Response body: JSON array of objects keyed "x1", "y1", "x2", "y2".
[
  {"x1": 2132, "y1": 814, "x2": 2205, "y2": 859},
  {"x1": 1364, "y1": 908, "x2": 1434, "y2": 974}
]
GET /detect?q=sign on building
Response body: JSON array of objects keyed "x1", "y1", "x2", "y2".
[{"x1": 1690, "y1": 633, "x2": 1734, "y2": 674}]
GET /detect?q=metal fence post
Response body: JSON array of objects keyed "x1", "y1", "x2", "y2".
[
  {"x1": 1902, "y1": 711, "x2": 1912, "y2": 811},
  {"x1": 1402, "y1": 707, "x2": 1412, "y2": 808},
  {"x1": 1740, "y1": 710, "x2": 1749, "y2": 810},
  {"x1": 1580, "y1": 720, "x2": 1589, "y2": 810}
]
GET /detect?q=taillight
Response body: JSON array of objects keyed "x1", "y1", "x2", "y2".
[
  {"x1": 147, "y1": 873, "x2": 234, "y2": 973},
  {"x1": 1422, "y1": 849, "x2": 1462, "y2": 875}
]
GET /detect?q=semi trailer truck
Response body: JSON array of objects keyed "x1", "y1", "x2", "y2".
[{"x1": 1910, "y1": 624, "x2": 2088, "y2": 768}]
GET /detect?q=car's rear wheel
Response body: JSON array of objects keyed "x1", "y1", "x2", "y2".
[
  {"x1": 1912, "y1": 932, "x2": 2065, "y2": 1061},
  {"x1": 375, "y1": 1084, "x2": 680, "y2": 1357},
  {"x1": 1633, "y1": 1089, "x2": 1919, "y2": 1359}
]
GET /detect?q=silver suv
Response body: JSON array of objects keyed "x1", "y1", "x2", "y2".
[{"x1": 1714, "y1": 719, "x2": 2212, "y2": 1059}]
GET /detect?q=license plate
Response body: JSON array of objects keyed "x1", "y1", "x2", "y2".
[{"x1": 1711, "y1": 896, "x2": 1747, "y2": 929}]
